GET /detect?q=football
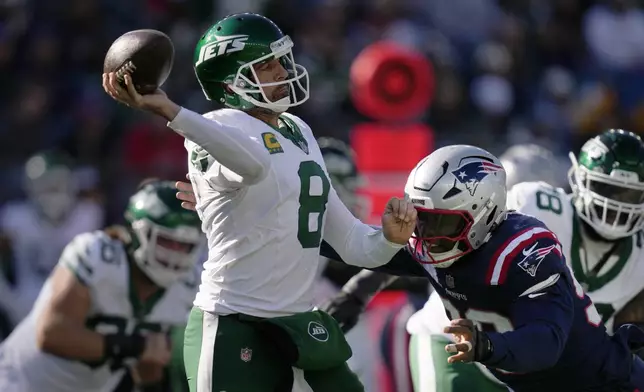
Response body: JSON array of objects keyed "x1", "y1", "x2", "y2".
[{"x1": 103, "y1": 29, "x2": 175, "y2": 95}]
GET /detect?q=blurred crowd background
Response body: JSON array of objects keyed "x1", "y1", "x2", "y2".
[{"x1": 1, "y1": 0, "x2": 644, "y2": 223}]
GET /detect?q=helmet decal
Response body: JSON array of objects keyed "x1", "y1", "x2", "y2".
[
  {"x1": 451, "y1": 160, "x2": 503, "y2": 196},
  {"x1": 195, "y1": 35, "x2": 249, "y2": 66}
]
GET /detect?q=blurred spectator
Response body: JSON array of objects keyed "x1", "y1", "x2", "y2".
[{"x1": 0, "y1": 0, "x2": 642, "y2": 226}]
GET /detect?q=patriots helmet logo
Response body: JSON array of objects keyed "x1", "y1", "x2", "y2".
[
  {"x1": 451, "y1": 161, "x2": 503, "y2": 196},
  {"x1": 518, "y1": 242, "x2": 558, "y2": 277}
]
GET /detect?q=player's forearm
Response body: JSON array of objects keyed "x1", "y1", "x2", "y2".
[
  {"x1": 168, "y1": 108, "x2": 270, "y2": 185},
  {"x1": 323, "y1": 192, "x2": 404, "y2": 268},
  {"x1": 483, "y1": 323, "x2": 566, "y2": 372},
  {"x1": 328, "y1": 221, "x2": 404, "y2": 268},
  {"x1": 320, "y1": 241, "x2": 427, "y2": 277},
  {"x1": 36, "y1": 317, "x2": 105, "y2": 361}
]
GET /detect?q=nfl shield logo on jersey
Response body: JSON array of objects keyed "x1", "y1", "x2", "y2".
[
  {"x1": 446, "y1": 274, "x2": 455, "y2": 288},
  {"x1": 240, "y1": 347, "x2": 252, "y2": 362}
]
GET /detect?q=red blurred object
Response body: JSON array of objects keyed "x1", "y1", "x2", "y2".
[
  {"x1": 350, "y1": 41, "x2": 434, "y2": 121},
  {"x1": 358, "y1": 174, "x2": 407, "y2": 224},
  {"x1": 350, "y1": 123, "x2": 434, "y2": 171},
  {"x1": 123, "y1": 122, "x2": 187, "y2": 179}
]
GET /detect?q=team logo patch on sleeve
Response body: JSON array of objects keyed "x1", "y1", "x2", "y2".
[
  {"x1": 517, "y1": 242, "x2": 557, "y2": 277},
  {"x1": 451, "y1": 161, "x2": 503, "y2": 196},
  {"x1": 262, "y1": 132, "x2": 284, "y2": 154}
]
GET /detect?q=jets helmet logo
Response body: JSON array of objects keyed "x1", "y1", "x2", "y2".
[
  {"x1": 195, "y1": 35, "x2": 249, "y2": 66},
  {"x1": 451, "y1": 161, "x2": 503, "y2": 196}
]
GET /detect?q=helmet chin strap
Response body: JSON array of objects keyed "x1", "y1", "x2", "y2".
[{"x1": 263, "y1": 95, "x2": 291, "y2": 114}]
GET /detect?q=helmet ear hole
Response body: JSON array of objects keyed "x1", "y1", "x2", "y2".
[
  {"x1": 222, "y1": 83, "x2": 234, "y2": 94},
  {"x1": 486, "y1": 205, "x2": 498, "y2": 226}
]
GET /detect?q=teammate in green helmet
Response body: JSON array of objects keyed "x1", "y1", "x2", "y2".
[{"x1": 0, "y1": 179, "x2": 204, "y2": 391}]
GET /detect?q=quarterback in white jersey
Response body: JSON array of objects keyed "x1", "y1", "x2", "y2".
[
  {"x1": 0, "y1": 180, "x2": 203, "y2": 392},
  {"x1": 0, "y1": 151, "x2": 103, "y2": 325},
  {"x1": 103, "y1": 12, "x2": 416, "y2": 392}
]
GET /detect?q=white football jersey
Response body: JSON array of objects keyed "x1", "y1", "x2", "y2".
[
  {"x1": 0, "y1": 200, "x2": 103, "y2": 313},
  {"x1": 187, "y1": 109, "x2": 335, "y2": 318},
  {"x1": 507, "y1": 181, "x2": 644, "y2": 332},
  {"x1": 0, "y1": 231, "x2": 197, "y2": 392}
]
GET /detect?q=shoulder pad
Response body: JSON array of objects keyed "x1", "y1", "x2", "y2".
[
  {"x1": 203, "y1": 108, "x2": 251, "y2": 125},
  {"x1": 507, "y1": 181, "x2": 571, "y2": 227},
  {"x1": 281, "y1": 112, "x2": 314, "y2": 138},
  {"x1": 59, "y1": 231, "x2": 126, "y2": 286},
  {"x1": 486, "y1": 219, "x2": 563, "y2": 287}
]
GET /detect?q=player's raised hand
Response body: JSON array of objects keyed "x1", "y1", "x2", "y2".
[
  {"x1": 381, "y1": 197, "x2": 417, "y2": 245},
  {"x1": 102, "y1": 72, "x2": 180, "y2": 121},
  {"x1": 176, "y1": 175, "x2": 197, "y2": 211}
]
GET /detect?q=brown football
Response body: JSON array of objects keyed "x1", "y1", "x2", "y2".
[{"x1": 103, "y1": 29, "x2": 174, "y2": 94}]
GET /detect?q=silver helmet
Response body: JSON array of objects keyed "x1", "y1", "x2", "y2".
[
  {"x1": 404, "y1": 145, "x2": 508, "y2": 268},
  {"x1": 500, "y1": 144, "x2": 567, "y2": 189}
]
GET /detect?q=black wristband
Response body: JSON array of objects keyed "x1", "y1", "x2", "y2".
[
  {"x1": 103, "y1": 333, "x2": 146, "y2": 362},
  {"x1": 474, "y1": 330, "x2": 494, "y2": 363}
]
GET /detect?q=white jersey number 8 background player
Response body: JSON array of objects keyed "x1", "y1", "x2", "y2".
[{"x1": 407, "y1": 130, "x2": 644, "y2": 392}]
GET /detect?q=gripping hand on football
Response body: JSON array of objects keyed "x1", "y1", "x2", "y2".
[
  {"x1": 444, "y1": 319, "x2": 493, "y2": 364},
  {"x1": 102, "y1": 72, "x2": 181, "y2": 122},
  {"x1": 381, "y1": 197, "x2": 417, "y2": 245}
]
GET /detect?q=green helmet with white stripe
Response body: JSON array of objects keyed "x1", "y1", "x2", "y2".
[
  {"x1": 125, "y1": 180, "x2": 203, "y2": 287},
  {"x1": 193, "y1": 13, "x2": 309, "y2": 113}
]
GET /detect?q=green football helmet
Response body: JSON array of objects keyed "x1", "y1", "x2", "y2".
[
  {"x1": 569, "y1": 129, "x2": 644, "y2": 240},
  {"x1": 194, "y1": 13, "x2": 309, "y2": 113},
  {"x1": 318, "y1": 137, "x2": 369, "y2": 219},
  {"x1": 125, "y1": 180, "x2": 204, "y2": 287},
  {"x1": 24, "y1": 150, "x2": 77, "y2": 223}
]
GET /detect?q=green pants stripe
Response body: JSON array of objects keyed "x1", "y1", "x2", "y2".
[{"x1": 183, "y1": 307, "x2": 364, "y2": 392}]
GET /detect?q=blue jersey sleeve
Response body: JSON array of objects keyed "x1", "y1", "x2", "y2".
[{"x1": 482, "y1": 232, "x2": 574, "y2": 373}]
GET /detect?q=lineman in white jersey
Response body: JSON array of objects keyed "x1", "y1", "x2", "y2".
[
  {"x1": 0, "y1": 180, "x2": 204, "y2": 392},
  {"x1": 0, "y1": 150, "x2": 103, "y2": 327},
  {"x1": 103, "y1": 12, "x2": 416, "y2": 392},
  {"x1": 508, "y1": 129, "x2": 644, "y2": 333},
  {"x1": 404, "y1": 130, "x2": 644, "y2": 391},
  {"x1": 325, "y1": 136, "x2": 644, "y2": 392}
]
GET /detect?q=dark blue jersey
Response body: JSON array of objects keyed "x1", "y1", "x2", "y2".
[{"x1": 321, "y1": 212, "x2": 644, "y2": 392}]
